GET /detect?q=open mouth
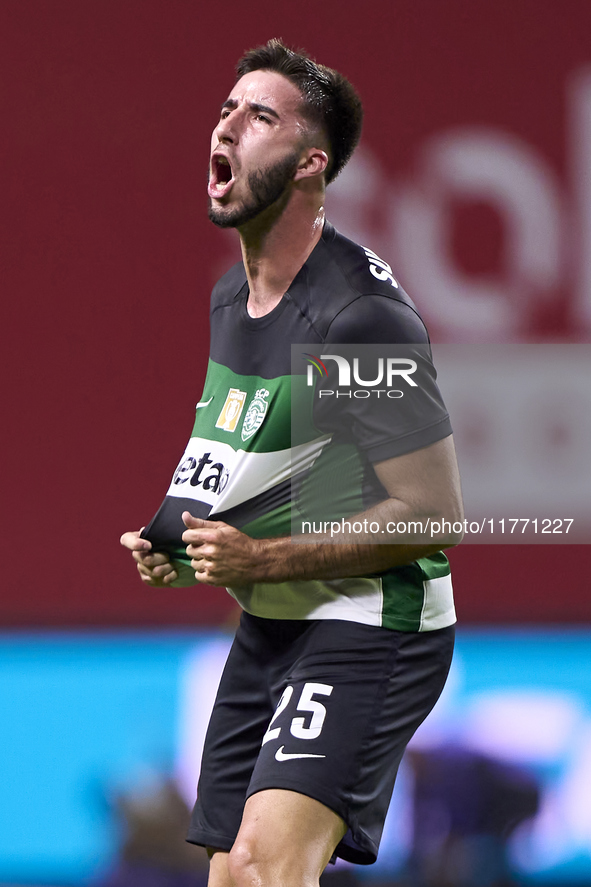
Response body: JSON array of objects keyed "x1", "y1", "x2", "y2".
[{"x1": 208, "y1": 154, "x2": 234, "y2": 198}]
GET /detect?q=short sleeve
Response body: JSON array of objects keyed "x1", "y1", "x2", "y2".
[{"x1": 313, "y1": 294, "x2": 452, "y2": 463}]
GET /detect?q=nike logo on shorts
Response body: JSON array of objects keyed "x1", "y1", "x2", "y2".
[{"x1": 275, "y1": 745, "x2": 326, "y2": 762}]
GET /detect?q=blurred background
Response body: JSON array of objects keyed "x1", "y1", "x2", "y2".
[{"x1": 2, "y1": 1, "x2": 591, "y2": 884}]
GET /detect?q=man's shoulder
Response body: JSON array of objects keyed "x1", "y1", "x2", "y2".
[
  {"x1": 317, "y1": 222, "x2": 414, "y2": 307},
  {"x1": 300, "y1": 222, "x2": 429, "y2": 344}
]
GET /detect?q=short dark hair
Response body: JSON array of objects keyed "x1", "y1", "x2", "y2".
[{"x1": 236, "y1": 38, "x2": 363, "y2": 184}]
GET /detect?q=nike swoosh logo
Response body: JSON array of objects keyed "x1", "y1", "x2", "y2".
[
  {"x1": 275, "y1": 745, "x2": 326, "y2": 762},
  {"x1": 196, "y1": 397, "x2": 213, "y2": 408}
]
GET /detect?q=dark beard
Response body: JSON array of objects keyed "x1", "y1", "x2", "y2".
[{"x1": 208, "y1": 151, "x2": 300, "y2": 229}]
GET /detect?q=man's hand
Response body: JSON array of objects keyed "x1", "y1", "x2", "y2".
[
  {"x1": 182, "y1": 513, "x2": 262, "y2": 586},
  {"x1": 120, "y1": 529, "x2": 179, "y2": 587}
]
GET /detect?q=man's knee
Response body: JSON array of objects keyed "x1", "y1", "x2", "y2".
[
  {"x1": 228, "y1": 832, "x2": 311, "y2": 887},
  {"x1": 227, "y1": 837, "x2": 261, "y2": 887}
]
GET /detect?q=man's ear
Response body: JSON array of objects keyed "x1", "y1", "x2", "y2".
[{"x1": 294, "y1": 147, "x2": 329, "y2": 182}]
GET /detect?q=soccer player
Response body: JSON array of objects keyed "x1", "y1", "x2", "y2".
[{"x1": 121, "y1": 39, "x2": 464, "y2": 887}]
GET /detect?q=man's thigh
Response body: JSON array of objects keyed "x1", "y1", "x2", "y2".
[{"x1": 206, "y1": 790, "x2": 346, "y2": 887}]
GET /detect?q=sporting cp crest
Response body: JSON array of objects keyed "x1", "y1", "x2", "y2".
[{"x1": 241, "y1": 388, "x2": 270, "y2": 442}]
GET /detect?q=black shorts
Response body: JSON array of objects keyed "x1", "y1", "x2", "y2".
[{"x1": 187, "y1": 612, "x2": 455, "y2": 865}]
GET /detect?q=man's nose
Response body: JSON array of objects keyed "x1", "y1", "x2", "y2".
[{"x1": 215, "y1": 110, "x2": 239, "y2": 144}]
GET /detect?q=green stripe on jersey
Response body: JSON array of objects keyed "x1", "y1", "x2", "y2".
[
  {"x1": 240, "y1": 501, "x2": 293, "y2": 539},
  {"x1": 380, "y1": 552, "x2": 452, "y2": 631},
  {"x1": 193, "y1": 360, "x2": 318, "y2": 454}
]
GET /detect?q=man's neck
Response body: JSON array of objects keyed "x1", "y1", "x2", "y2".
[{"x1": 238, "y1": 199, "x2": 326, "y2": 318}]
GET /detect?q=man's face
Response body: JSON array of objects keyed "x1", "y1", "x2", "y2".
[{"x1": 207, "y1": 70, "x2": 310, "y2": 228}]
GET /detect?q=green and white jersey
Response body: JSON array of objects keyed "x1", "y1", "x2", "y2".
[{"x1": 142, "y1": 222, "x2": 456, "y2": 632}]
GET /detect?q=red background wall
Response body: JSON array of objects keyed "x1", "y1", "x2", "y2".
[{"x1": 3, "y1": 0, "x2": 590, "y2": 626}]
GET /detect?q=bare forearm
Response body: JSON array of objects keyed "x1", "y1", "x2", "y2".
[
  {"x1": 247, "y1": 534, "x2": 450, "y2": 584},
  {"x1": 182, "y1": 436, "x2": 464, "y2": 587},
  {"x1": 182, "y1": 497, "x2": 462, "y2": 587},
  {"x1": 251, "y1": 487, "x2": 463, "y2": 583}
]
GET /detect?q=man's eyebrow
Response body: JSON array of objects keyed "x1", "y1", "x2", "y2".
[
  {"x1": 221, "y1": 98, "x2": 280, "y2": 120},
  {"x1": 250, "y1": 102, "x2": 280, "y2": 120}
]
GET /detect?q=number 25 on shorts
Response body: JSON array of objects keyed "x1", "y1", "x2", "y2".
[{"x1": 261, "y1": 682, "x2": 333, "y2": 745}]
